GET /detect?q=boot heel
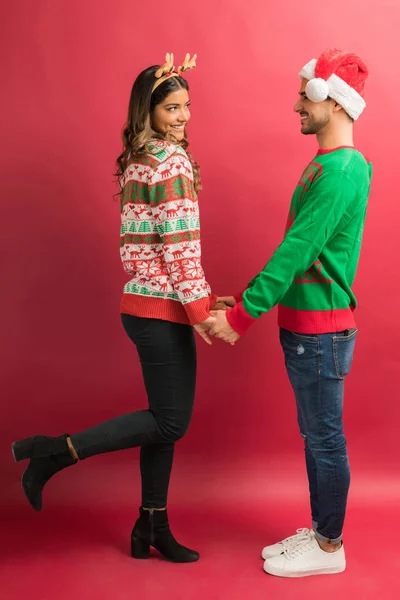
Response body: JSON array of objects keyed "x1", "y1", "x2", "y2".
[
  {"x1": 131, "y1": 536, "x2": 150, "y2": 559},
  {"x1": 12, "y1": 438, "x2": 35, "y2": 462}
]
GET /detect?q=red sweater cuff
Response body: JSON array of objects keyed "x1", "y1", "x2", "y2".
[
  {"x1": 185, "y1": 293, "x2": 218, "y2": 325},
  {"x1": 233, "y1": 289, "x2": 246, "y2": 304},
  {"x1": 184, "y1": 297, "x2": 211, "y2": 325},
  {"x1": 209, "y1": 293, "x2": 219, "y2": 309},
  {"x1": 226, "y1": 301, "x2": 256, "y2": 336}
]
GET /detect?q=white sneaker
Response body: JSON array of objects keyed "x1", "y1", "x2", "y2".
[
  {"x1": 261, "y1": 528, "x2": 314, "y2": 560},
  {"x1": 263, "y1": 529, "x2": 346, "y2": 578}
]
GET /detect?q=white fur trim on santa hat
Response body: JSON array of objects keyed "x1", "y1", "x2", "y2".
[{"x1": 299, "y1": 58, "x2": 366, "y2": 120}]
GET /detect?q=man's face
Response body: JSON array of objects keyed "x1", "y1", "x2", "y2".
[{"x1": 294, "y1": 78, "x2": 333, "y2": 135}]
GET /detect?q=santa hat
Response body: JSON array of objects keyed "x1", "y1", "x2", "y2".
[{"x1": 299, "y1": 48, "x2": 368, "y2": 120}]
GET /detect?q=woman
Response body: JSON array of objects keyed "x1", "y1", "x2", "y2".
[{"x1": 12, "y1": 53, "x2": 223, "y2": 563}]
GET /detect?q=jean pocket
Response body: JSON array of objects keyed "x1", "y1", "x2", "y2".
[
  {"x1": 280, "y1": 328, "x2": 320, "y2": 370},
  {"x1": 332, "y1": 330, "x2": 357, "y2": 379}
]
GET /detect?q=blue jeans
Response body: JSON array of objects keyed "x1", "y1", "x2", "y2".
[{"x1": 279, "y1": 327, "x2": 357, "y2": 544}]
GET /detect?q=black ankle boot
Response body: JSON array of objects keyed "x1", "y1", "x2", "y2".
[
  {"x1": 12, "y1": 434, "x2": 77, "y2": 511},
  {"x1": 131, "y1": 507, "x2": 200, "y2": 563}
]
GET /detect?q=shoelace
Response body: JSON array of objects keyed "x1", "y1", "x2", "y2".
[
  {"x1": 284, "y1": 529, "x2": 315, "y2": 559},
  {"x1": 281, "y1": 528, "x2": 312, "y2": 551}
]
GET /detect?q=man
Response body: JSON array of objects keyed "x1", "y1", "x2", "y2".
[{"x1": 212, "y1": 48, "x2": 372, "y2": 577}]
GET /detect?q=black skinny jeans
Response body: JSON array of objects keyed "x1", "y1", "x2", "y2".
[{"x1": 70, "y1": 315, "x2": 197, "y2": 508}]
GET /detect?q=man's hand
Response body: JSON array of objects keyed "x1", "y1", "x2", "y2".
[
  {"x1": 193, "y1": 316, "x2": 216, "y2": 345},
  {"x1": 212, "y1": 300, "x2": 230, "y2": 311},
  {"x1": 216, "y1": 296, "x2": 237, "y2": 308},
  {"x1": 210, "y1": 310, "x2": 240, "y2": 344}
]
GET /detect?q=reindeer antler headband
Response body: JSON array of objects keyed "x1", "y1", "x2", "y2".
[{"x1": 152, "y1": 53, "x2": 197, "y2": 92}]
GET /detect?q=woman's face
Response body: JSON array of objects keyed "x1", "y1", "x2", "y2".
[{"x1": 151, "y1": 88, "x2": 191, "y2": 142}]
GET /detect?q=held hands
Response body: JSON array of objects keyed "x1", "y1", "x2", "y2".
[
  {"x1": 210, "y1": 296, "x2": 240, "y2": 344},
  {"x1": 212, "y1": 301, "x2": 231, "y2": 311},
  {"x1": 193, "y1": 296, "x2": 240, "y2": 345},
  {"x1": 209, "y1": 296, "x2": 237, "y2": 312},
  {"x1": 193, "y1": 317, "x2": 216, "y2": 345},
  {"x1": 214, "y1": 296, "x2": 237, "y2": 309},
  {"x1": 210, "y1": 310, "x2": 240, "y2": 344}
]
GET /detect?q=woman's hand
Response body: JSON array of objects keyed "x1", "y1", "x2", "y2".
[{"x1": 193, "y1": 317, "x2": 216, "y2": 345}]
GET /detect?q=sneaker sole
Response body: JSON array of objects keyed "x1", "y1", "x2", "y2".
[
  {"x1": 261, "y1": 549, "x2": 283, "y2": 560},
  {"x1": 264, "y1": 564, "x2": 346, "y2": 578}
]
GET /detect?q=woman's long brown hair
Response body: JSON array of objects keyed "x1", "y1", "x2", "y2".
[{"x1": 116, "y1": 66, "x2": 202, "y2": 195}]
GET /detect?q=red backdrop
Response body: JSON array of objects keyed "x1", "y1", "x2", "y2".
[{"x1": 2, "y1": 0, "x2": 399, "y2": 508}]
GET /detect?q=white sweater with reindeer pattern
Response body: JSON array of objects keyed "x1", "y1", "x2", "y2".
[{"x1": 120, "y1": 139, "x2": 216, "y2": 325}]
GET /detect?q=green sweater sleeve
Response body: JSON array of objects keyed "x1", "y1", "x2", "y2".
[{"x1": 242, "y1": 170, "x2": 357, "y2": 319}]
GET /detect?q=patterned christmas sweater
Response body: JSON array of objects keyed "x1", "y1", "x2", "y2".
[
  {"x1": 120, "y1": 140, "x2": 216, "y2": 325},
  {"x1": 227, "y1": 147, "x2": 372, "y2": 335}
]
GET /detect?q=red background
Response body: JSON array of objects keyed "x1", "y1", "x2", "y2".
[{"x1": 2, "y1": 1, "x2": 399, "y2": 599}]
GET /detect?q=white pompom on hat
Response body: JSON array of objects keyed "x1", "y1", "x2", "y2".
[{"x1": 299, "y1": 48, "x2": 369, "y2": 120}]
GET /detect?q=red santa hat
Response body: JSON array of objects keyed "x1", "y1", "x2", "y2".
[{"x1": 299, "y1": 48, "x2": 368, "y2": 120}]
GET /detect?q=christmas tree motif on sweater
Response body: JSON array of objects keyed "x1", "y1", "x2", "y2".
[
  {"x1": 295, "y1": 162, "x2": 324, "y2": 208},
  {"x1": 299, "y1": 162, "x2": 322, "y2": 190},
  {"x1": 294, "y1": 261, "x2": 333, "y2": 284}
]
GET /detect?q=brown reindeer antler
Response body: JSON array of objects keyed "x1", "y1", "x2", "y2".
[
  {"x1": 178, "y1": 53, "x2": 197, "y2": 74},
  {"x1": 152, "y1": 53, "x2": 197, "y2": 92},
  {"x1": 154, "y1": 53, "x2": 175, "y2": 79}
]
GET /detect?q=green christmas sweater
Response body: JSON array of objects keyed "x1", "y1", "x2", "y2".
[{"x1": 227, "y1": 147, "x2": 372, "y2": 335}]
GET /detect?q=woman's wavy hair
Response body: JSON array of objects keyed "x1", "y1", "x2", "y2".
[{"x1": 115, "y1": 66, "x2": 201, "y2": 194}]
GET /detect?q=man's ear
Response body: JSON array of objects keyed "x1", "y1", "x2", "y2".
[{"x1": 332, "y1": 100, "x2": 344, "y2": 114}]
